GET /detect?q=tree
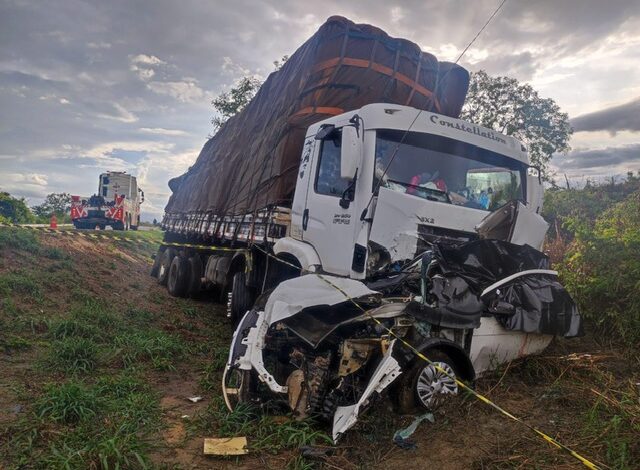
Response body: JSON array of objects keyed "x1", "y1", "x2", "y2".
[
  {"x1": 211, "y1": 76, "x2": 262, "y2": 132},
  {"x1": 31, "y1": 193, "x2": 71, "y2": 218},
  {"x1": 460, "y1": 70, "x2": 572, "y2": 179},
  {"x1": 211, "y1": 55, "x2": 289, "y2": 133},
  {"x1": 0, "y1": 192, "x2": 35, "y2": 224}
]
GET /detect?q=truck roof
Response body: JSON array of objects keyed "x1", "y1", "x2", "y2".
[{"x1": 306, "y1": 103, "x2": 530, "y2": 165}]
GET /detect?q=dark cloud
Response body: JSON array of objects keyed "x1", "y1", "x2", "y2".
[
  {"x1": 553, "y1": 144, "x2": 640, "y2": 170},
  {"x1": 1, "y1": 0, "x2": 639, "y2": 219},
  {"x1": 571, "y1": 98, "x2": 640, "y2": 134}
]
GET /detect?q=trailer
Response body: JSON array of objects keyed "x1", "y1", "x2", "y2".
[{"x1": 71, "y1": 171, "x2": 144, "y2": 230}]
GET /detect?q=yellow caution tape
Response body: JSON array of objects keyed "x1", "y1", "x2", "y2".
[
  {"x1": 252, "y1": 245, "x2": 603, "y2": 470},
  {"x1": 0, "y1": 223, "x2": 147, "y2": 244}
]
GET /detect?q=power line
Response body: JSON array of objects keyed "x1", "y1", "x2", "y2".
[{"x1": 361, "y1": 0, "x2": 509, "y2": 219}]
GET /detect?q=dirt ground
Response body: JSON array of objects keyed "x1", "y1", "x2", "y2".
[{"x1": 1, "y1": 229, "x2": 638, "y2": 469}]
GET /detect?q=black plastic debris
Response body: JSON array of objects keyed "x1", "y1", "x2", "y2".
[{"x1": 429, "y1": 239, "x2": 583, "y2": 337}]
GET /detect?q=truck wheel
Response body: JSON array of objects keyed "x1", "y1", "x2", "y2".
[
  {"x1": 167, "y1": 255, "x2": 189, "y2": 297},
  {"x1": 186, "y1": 255, "x2": 203, "y2": 298},
  {"x1": 229, "y1": 271, "x2": 254, "y2": 325},
  {"x1": 113, "y1": 221, "x2": 124, "y2": 231},
  {"x1": 150, "y1": 248, "x2": 164, "y2": 278},
  {"x1": 394, "y1": 350, "x2": 459, "y2": 414},
  {"x1": 157, "y1": 248, "x2": 175, "y2": 286}
]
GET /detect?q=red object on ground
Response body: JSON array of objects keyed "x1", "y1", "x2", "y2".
[{"x1": 50, "y1": 214, "x2": 58, "y2": 229}]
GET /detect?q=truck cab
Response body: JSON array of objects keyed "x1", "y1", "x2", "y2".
[{"x1": 286, "y1": 104, "x2": 547, "y2": 279}]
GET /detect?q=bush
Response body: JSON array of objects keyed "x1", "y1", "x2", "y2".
[
  {"x1": 559, "y1": 192, "x2": 640, "y2": 347},
  {"x1": 0, "y1": 192, "x2": 35, "y2": 223}
]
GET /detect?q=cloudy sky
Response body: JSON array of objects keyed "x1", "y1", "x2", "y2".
[{"x1": 1, "y1": 0, "x2": 639, "y2": 220}]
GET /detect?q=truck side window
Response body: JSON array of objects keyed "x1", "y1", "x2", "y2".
[
  {"x1": 103, "y1": 176, "x2": 109, "y2": 185},
  {"x1": 315, "y1": 134, "x2": 350, "y2": 197},
  {"x1": 102, "y1": 187, "x2": 108, "y2": 197}
]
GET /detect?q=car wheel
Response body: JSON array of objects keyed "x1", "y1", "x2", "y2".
[
  {"x1": 395, "y1": 350, "x2": 459, "y2": 414},
  {"x1": 157, "y1": 248, "x2": 175, "y2": 286}
]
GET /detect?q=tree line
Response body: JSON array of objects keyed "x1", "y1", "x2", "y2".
[{"x1": 0, "y1": 192, "x2": 72, "y2": 224}]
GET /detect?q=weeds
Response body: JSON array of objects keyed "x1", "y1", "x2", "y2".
[
  {"x1": 49, "y1": 318, "x2": 100, "y2": 340},
  {"x1": 0, "y1": 270, "x2": 42, "y2": 298},
  {"x1": 37, "y1": 381, "x2": 100, "y2": 423},
  {"x1": 192, "y1": 398, "x2": 332, "y2": 454},
  {"x1": 0, "y1": 227, "x2": 40, "y2": 252},
  {"x1": 49, "y1": 337, "x2": 99, "y2": 373},
  {"x1": 113, "y1": 330, "x2": 185, "y2": 370}
]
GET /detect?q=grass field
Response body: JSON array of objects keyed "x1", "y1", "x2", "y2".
[{"x1": 0, "y1": 227, "x2": 638, "y2": 469}]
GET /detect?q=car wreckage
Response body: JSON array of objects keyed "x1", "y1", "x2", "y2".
[{"x1": 223, "y1": 203, "x2": 583, "y2": 442}]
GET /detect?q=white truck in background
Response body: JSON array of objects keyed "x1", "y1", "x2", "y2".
[{"x1": 71, "y1": 171, "x2": 144, "y2": 230}]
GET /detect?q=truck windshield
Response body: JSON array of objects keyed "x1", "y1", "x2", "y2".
[{"x1": 374, "y1": 129, "x2": 526, "y2": 211}]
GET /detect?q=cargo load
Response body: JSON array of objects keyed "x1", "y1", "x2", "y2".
[{"x1": 163, "y1": 16, "x2": 470, "y2": 228}]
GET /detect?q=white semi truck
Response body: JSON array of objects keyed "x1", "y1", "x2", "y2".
[{"x1": 157, "y1": 104, "x2": 547, "y2": 318}]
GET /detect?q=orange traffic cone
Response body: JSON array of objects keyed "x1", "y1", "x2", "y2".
[{"x1": 50, "y1": 214, "x2": 58, "y2": 229}]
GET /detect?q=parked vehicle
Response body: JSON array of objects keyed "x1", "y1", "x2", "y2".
[{"x1": 71, "y1": 172, "x2": 144, "y2": 230}]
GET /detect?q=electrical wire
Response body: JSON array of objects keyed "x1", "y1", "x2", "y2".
[{"x1": 360, "y1": 0, "x2": 509, "y2": 220}]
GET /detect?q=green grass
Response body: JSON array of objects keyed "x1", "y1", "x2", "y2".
[
  {"x1": 0, "y1": 227, "x2": 41, "y2": 253},
  {"x1": 0, "y1": 270, "x2": 42, "y2": 298},
  {"x1": 49, "y1": 318, "x2": 101, "y2": 340},
  {"x1": 191, "y1": 398, "x2": 332, "y2": 454},
  {"x1": 37, "y1": 381, "x2": 100, "y2": 424},
  {"x1": 48, "y1": 337, "x2": 99, "y2": 373},
  {"x1": 113, "y1": 330, "x2": 186, "y2": 371}
]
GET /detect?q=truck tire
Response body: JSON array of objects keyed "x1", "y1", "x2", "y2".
[
  {"x1": 150, "y1": 248, "x2": 163, "y2": 278},
  {"x1": 186, "y1": 255, "x2": 203, "y2": 298},
  {"x1": 157, "y1": 248, "x2": 175, "y2": 286},
  {"x1": 230, "y1": 271, "x2": 254, "y2": 325},
  {"x1": 113, "y1": 221, "x2": 124, "y2": 231},
  {"x1": 167, "y1": 255, "x2": 189, "y2": 297},
  {"x1": 394, "y1": 350, "x2": 460, "y2": 414}
]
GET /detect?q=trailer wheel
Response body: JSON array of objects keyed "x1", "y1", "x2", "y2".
[
  {"x1": 157, "y1": 248, "x2": 175, "y2": 286},
  {"x1": 229, "y1": 271, "x2": 254, "y2": 325},
  {"x1": 394, "y1": 350, "x2": 459, "y2": 414},
  {"x1": 186, "y1": 255, "x2": 203, "y2": 298},
  {"x1": 167, "y1": 255, "x2": 189, "y2": 297},
  {"x1": 150, "y1": 247, "x2": 164, "y2": 278}
]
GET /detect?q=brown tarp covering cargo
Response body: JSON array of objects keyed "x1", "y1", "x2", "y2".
[{"x1": 164, "y1": 16, "x2": 469, "y2": 223}]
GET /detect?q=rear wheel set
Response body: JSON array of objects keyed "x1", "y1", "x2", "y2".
[{"x1": 154, "y1": 248, "x2": 203, "y2": 298}]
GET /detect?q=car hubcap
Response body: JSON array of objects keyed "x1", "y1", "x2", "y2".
[{"x1": 416, "y1": 361, "x2": 458, "y2": 409}]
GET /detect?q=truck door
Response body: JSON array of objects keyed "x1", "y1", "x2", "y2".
[{"x1": 301, "y1": 128, "x2": 360, "y2": 276}]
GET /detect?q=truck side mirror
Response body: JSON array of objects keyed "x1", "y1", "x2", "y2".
[{"x1": 341, "y1": 125, "x2": 361, "y2": 180}]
